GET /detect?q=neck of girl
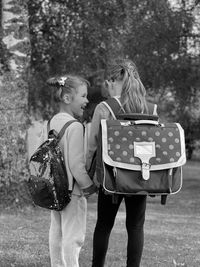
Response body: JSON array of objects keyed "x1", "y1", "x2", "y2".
[{"x1": 59, "y1": 103, "x2": 73, "y2": 117}]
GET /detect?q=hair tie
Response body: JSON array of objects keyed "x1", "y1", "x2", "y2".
[
  {"x1": 127, "y1": 67, "x2": 138, "y2": 79},
  {"x1": 47, "y1": 76, "x2": 68, "y2": 87},
  {"x1": 58, "y1": 76, "x2": 68, "y2": 86}
]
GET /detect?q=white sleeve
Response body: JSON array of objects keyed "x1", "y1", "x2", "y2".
[{"x1": 66, "y1": 122, "x2": 93, "y2": 189}]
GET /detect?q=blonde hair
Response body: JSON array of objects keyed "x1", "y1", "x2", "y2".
[
  {"x1": 108, "y1": 59, "x2": 148, "y2": 114},
  {"x1": 47, "y1": 75, "x2": 89, "y2": 102}
]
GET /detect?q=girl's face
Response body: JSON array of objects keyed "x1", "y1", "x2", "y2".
[{"x1": 69, "y1": 84, "x2": 89, "y2": 118}]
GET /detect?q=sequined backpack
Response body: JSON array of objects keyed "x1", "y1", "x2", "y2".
[
  {"x1": 28, "y1": 119, "x2": 76, "y2": 211},
  {"x1": 96, "y1": 97, "x2": 186, "y2": 204}
]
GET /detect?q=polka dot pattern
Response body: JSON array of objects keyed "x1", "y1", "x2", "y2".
[
  {"x1": 106, "y1": 121, "x2": 183, "y2": 166},
  {"x1": 114, "y1": 131, "x2": 119, "y2": 136},
  {"x1": 123, "y1": 151, "x2": 128, "y2": 156},
  {"x1": 155, "y1": 131, "x2": 160, "y2": 136}
]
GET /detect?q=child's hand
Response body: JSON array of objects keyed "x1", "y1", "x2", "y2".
[{"x1": 83, "y1": 184, "x2": 98, "y2": 198}]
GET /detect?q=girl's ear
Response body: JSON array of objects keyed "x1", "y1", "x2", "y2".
[{"x1": 63, "y1": 93, "x2": 72, "y2": 104}]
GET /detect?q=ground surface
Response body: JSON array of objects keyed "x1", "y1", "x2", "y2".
[{"x1": 0, "y1": 160, "x2": 199, "y2": 267}]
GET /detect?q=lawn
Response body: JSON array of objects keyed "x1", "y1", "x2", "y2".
[{"x1": 0, "y1": 160, "x2": 200, "y2": 267}]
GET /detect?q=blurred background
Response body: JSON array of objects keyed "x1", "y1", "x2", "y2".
[{"x1": 0, "y1": 0, "x2": 199, "y2": 206}]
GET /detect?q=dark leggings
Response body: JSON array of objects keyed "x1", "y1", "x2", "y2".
[{"x1": 92, "y1": 188, "x2": 146, "y2": 267}]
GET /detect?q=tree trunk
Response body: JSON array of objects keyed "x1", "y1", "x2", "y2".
[{"x1": 0, "y1": 0, "x2": 31, "y2": 206}]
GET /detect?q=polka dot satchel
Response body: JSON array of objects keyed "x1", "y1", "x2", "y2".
[{"x1": 95, "y1": 97, "x2": 186, "y2": 205}]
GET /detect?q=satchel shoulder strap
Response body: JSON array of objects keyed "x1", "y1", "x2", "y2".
[
  {"x1": 147, "y1": 102, "x2": 158, "y2": 115},
  {"x1": 102, "y1": 97, "x2": 124, "y2": 119},
  {"x1": 103, "y1": 97, "x2": 157, "y2": 117}
]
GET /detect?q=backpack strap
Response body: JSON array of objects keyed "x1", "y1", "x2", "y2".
[
  {"x1": 101, "y1": 98, "x2": 124, "y2": 203},
  {"x1": 153, "y1": 104, "x2": 157, "y2": 115},
  {"x1": 47, "y1": 119, "x2": 51, "y2": 134},
  {"x1": 102, "y1": 97, "x2": 124, "y2": 119},
  {"x1": 103, "y1": 97, "x2": 158, "y2": 117},
  {"x1": 47, "y1": 119, "x2": 78, "y2": 142},
  {"x1": 57, "y1": 120, "x2": 78, "y2": 142},
  {"x1": 147, "y1": 102, "x2": 158, "y2": 115}
]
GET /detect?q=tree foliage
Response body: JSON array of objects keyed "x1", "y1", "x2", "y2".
[
  {"x1": 26, "y1": 0, "x2": 200, "y2": 156},
  {"x1": 123, "y1": 0, "x2": 200, "y2": 158},
  {"x1": 28, "y1": 0, "x2": 127, "y2": 115}
]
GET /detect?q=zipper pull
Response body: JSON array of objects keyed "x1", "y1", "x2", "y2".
[{"x1": 113, "y1": 167, "x2": 117, "y2": 177}]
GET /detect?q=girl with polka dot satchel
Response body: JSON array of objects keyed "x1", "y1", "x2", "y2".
[{"x1": 95, "y1": 97, "x2": 187, "y2": 205}]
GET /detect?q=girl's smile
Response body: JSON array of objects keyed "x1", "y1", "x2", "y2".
[{"x1": 70, "y1": 84, "x2": 89, "y2": 118}]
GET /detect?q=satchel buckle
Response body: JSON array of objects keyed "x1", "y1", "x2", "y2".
[
  {"x1": 141, "y1": 162, "x2": 151, "y2": 180},
  {"x1": 133, "y1": 142, "x2": 156, "y2": 180}
]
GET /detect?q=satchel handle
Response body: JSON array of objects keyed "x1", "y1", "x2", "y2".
[{"x1": 134, "y1": 120, "x2": 160, "y2": 126}]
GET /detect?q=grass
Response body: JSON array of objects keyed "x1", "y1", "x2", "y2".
[{"x1": 0, "y1": 160, "x2": 200, "y2": 267}]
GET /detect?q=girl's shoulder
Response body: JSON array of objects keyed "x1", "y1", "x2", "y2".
[
  {"x1": 94, "y1": 101, "x2": 112, "y2": 119},
  {"x1": 50, "y1": 113, "x2": 82, "y2": 132}
]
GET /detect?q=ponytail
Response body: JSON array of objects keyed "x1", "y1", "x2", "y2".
[
  {"x1": 47, "y1": 76, "x2": 68, "y2": 102},
  {"x1": 108, "y1": 59, "x2": 148, "y2": 114}
]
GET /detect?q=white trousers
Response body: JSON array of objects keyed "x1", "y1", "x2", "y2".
[{"x1": 49, "y1": 195, "x2": 87, "y2": 267}]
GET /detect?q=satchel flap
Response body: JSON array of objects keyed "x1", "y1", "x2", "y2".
[{"x1": 101, "y1": 119, "x2": 186, "y2": 171}]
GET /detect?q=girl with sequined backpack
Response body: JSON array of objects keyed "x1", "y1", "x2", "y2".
[{"x1": 32, "y1": 75, "x2": 97, "y2": 267}]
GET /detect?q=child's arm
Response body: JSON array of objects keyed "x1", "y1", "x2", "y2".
[
  {"x1": 67, "y1": 121, "x2": 97, "y2": 195},
  {"x1": 86, "y1": 103, "x2": 109, "y2": 171}
]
